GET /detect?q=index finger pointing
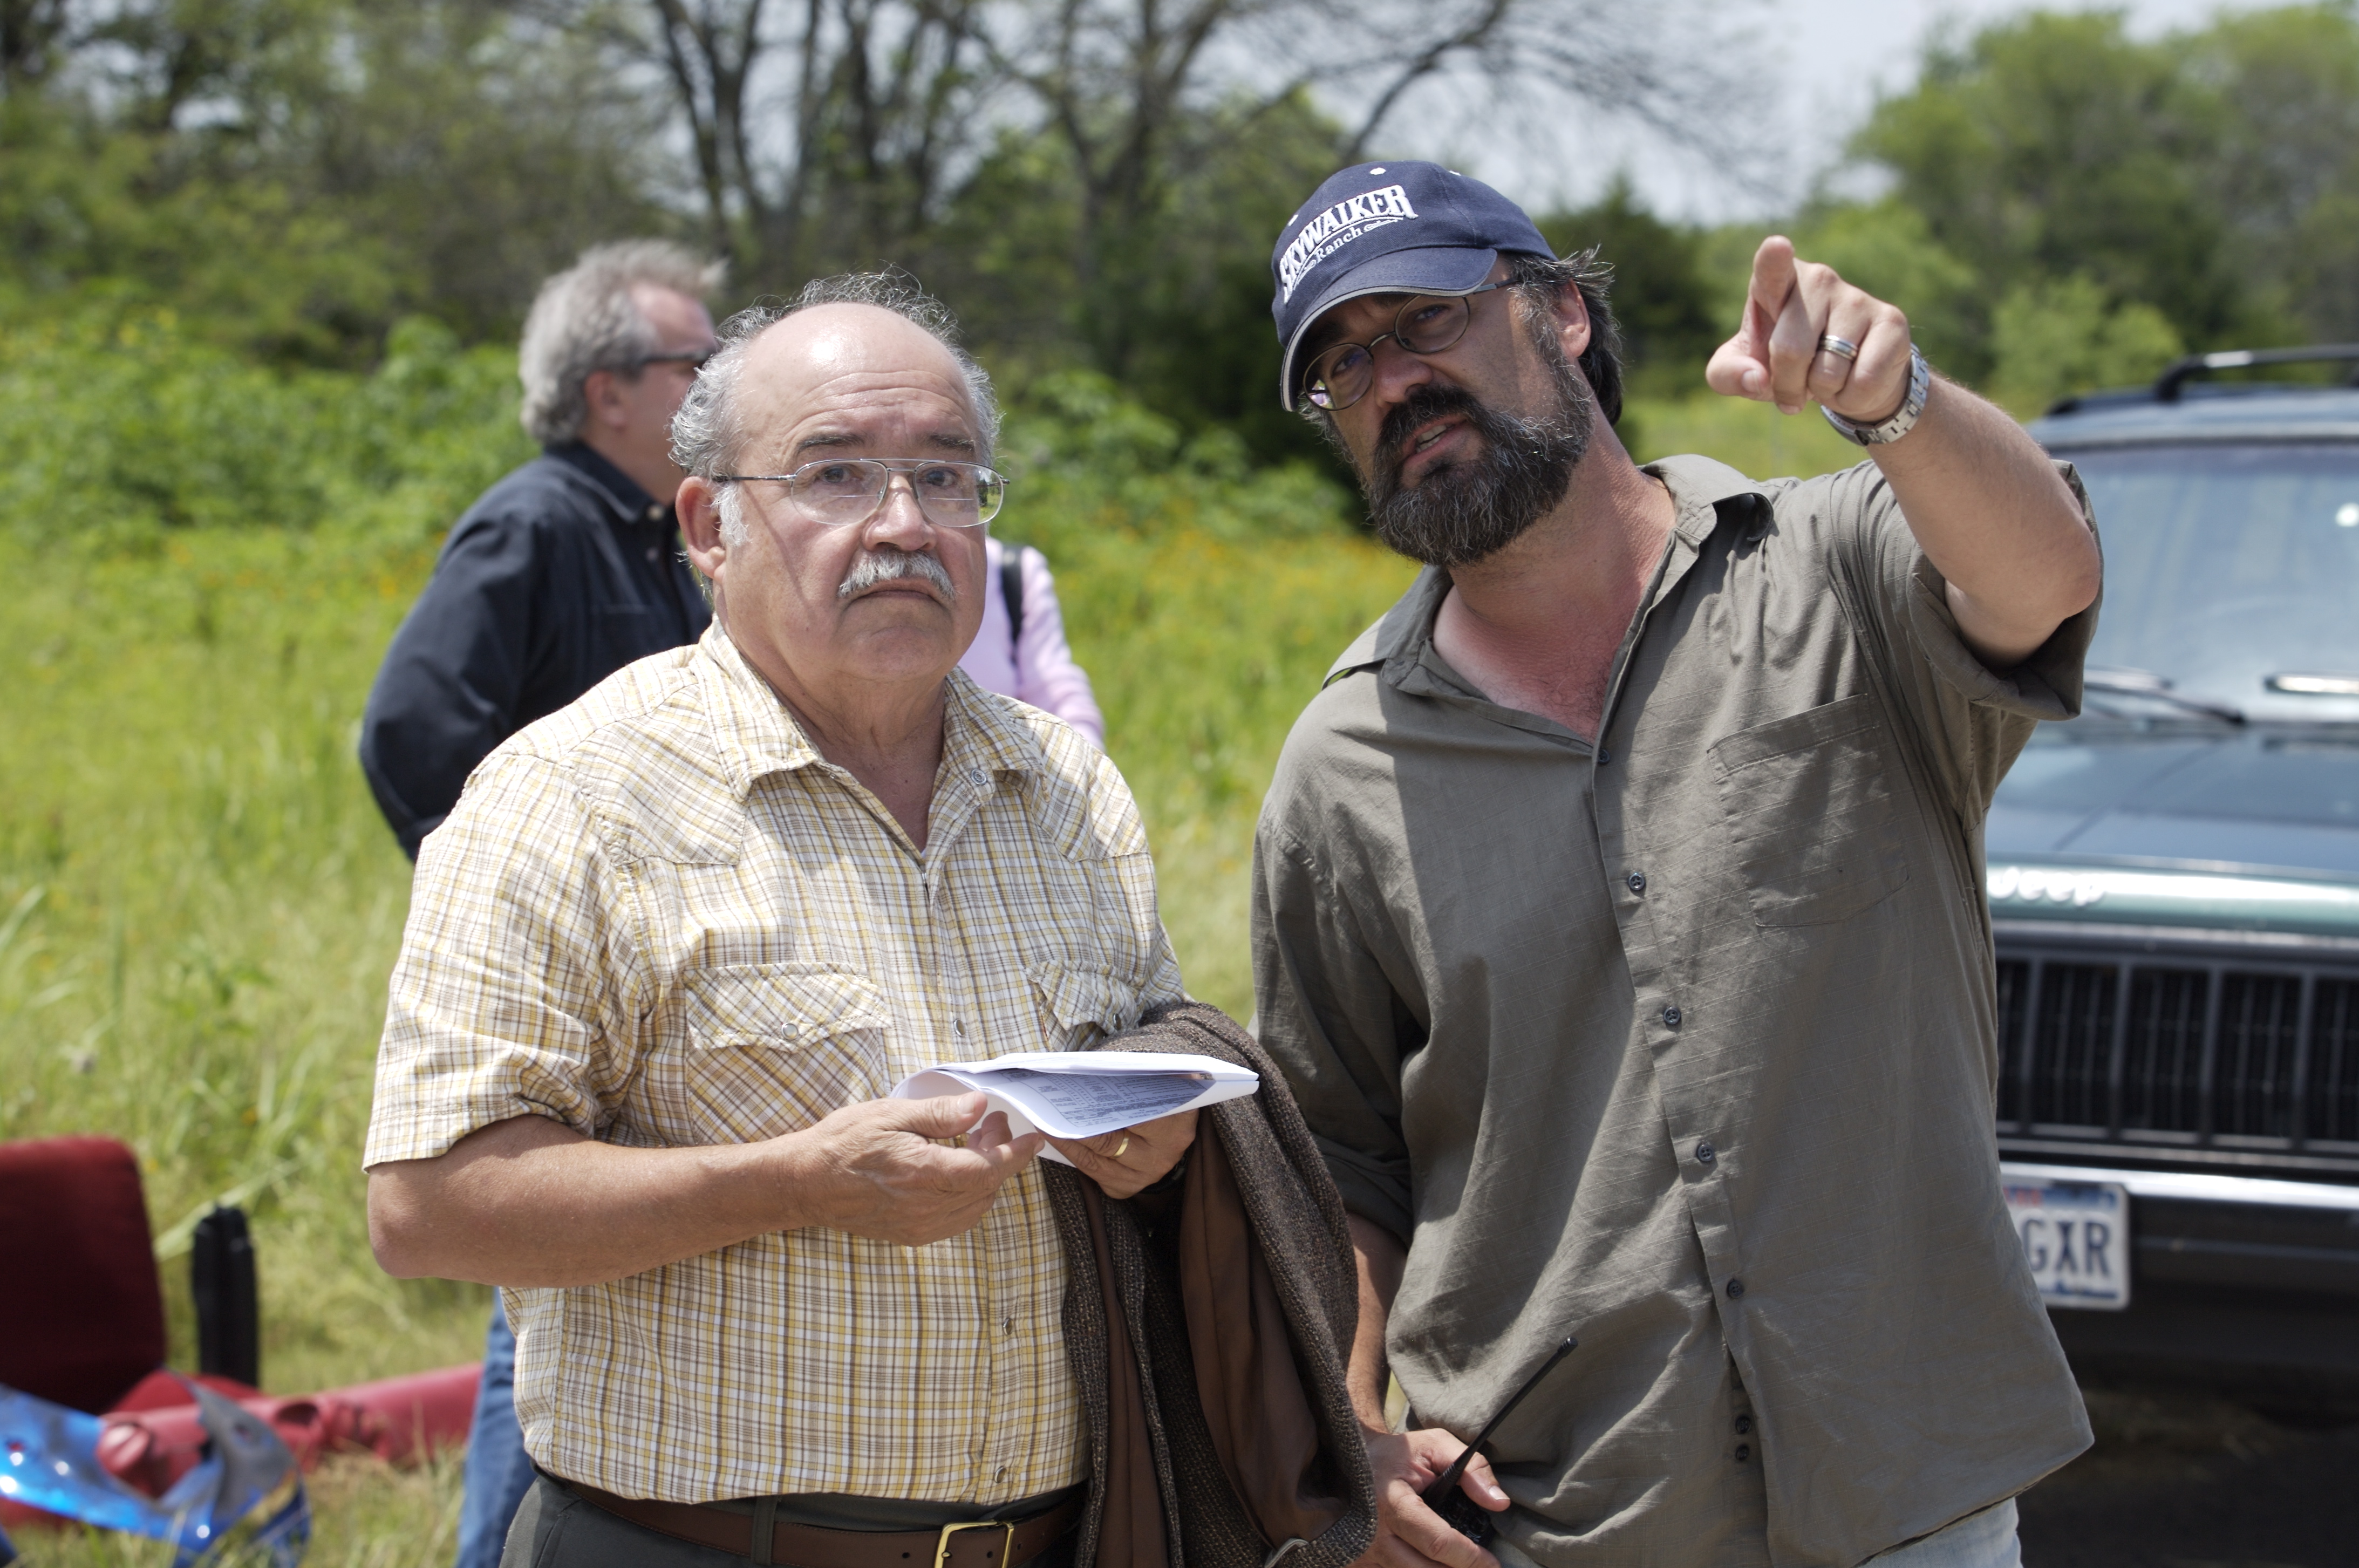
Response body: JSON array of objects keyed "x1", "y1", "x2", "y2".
[
  {"x1": 1719, "y1": 236, "x2": 1801, "y2": 401},
  {"x1": 1749, "y1": 235, "x2": 1800, "y2": 325}
]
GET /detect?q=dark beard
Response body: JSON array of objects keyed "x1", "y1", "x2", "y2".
[{"x1": 1359, "y1": 324, "x2": 1596, "y2": 568}]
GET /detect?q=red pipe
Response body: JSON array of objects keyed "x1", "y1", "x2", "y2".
[{"x1": 0, "y1": 1362, "x2": 481, "y2": 1529}]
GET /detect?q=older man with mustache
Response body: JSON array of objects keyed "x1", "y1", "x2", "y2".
[
  {"x1": 364, "y1": 274, "x2": 1192, "y2": 1567},
  {"x1": 1251, "y1": 165, "x2": 2104, "y2": 1568}
]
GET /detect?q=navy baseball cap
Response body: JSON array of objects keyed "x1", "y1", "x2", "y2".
[{"x1": 1270, "y1": 161, "x2": 1554, "y2": 411}]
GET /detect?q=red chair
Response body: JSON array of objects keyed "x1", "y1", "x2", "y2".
[
  {"x1": 0, "y1": 1135, "x2": 179, "y2": 1414},
  {"x1": 0, "y1": 1132, "x2": 480, "y2": 1532}
]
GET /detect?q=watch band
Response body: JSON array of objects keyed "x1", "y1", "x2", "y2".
[{"x1": 1822, "y1": 343, "x2": 1931, "y2": 446}]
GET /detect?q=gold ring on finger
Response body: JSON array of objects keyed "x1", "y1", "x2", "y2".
[
  {"x1": 1817, "y1": 335, "x2": 1859, "y2": 362},
  {"x1": 1110, "y1": 1134, "x2": 1131, "y2": 1159}
]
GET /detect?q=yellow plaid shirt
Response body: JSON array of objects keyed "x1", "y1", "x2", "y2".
[{"x1": 364, "y1": 623, "x2": 1184, "y2": 1505}]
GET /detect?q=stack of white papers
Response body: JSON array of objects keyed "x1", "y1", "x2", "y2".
[{"x1": 892, "y1": 1051, "x2": 1259, "y2": 1166}]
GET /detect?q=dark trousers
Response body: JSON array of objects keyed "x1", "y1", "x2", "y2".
[{"x1": 501, "y1": 1472, "x2": 1081, "y2": 1568}]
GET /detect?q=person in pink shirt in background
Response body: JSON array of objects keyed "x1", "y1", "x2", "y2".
[{"x1": 958, "y1": 535, "x2": 1106, "y2": 745}]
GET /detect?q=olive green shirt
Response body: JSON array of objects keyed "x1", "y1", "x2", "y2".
[{"x1": 1250, "y1": 454, "x2": 2098, "y2": 1568}]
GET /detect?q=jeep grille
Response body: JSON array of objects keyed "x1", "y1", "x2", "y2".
[{"x1": 1995, "y1": 944, "x2": 2359, "y2": 1171}]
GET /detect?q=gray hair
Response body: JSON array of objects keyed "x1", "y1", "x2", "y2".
[
  {"x1": 518, "y1": 240, "x2": 726, "y2": 445},
  {"x1": 673, "y1": 271, "x2": 1000, "y2": 547},
  {"x1": 1508, "y1": 247, "x2": 1625, "y2": 426}
]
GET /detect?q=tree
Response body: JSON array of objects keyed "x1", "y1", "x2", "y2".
[
  {"x1": 1852, "y1": 11, "x2": 2244, "y2": 365},
  {"x1": 598, "y1": 0, "x2": 1757, "y2": 368},
  {"x1": 1, "y1": 0, "x2": 672, "y2": 358},
  {"x1": 1986, "y1": 274, "x2": 2182, "y2": 412},
  {"x1": 2194, "y1": 3, "x2": 2359, "y2": 342},
  {"x1": 593, "y1": 0, "x2": 999, "y2": 285},
  {"x1": 974, "y1": 0, "x2": 1755, "y2": 385},
  {"x1": 2, "y1": 0, "x2": 80, "y2": 92}
]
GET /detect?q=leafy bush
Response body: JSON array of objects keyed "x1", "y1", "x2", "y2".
[
  {"x1": 1000, "y1": 370, "x2": 1354, "y2": 551},
  {"x1": 0, "y1": 303, "x2": 531, "y2": 548},
  {"x1": 1989, "y1": 275, "x2": 2185, "y2": 412}
]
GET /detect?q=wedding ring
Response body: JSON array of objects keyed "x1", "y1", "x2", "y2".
[
  {"x1": 1817, "y1": 335, "x2": 1859, "y2": 361},
  {"x1": 1110, "y1": 1134, "x2": 1131, "y2": 1159}
]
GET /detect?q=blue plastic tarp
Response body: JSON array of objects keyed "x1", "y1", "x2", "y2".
[{"x1": 0, "y1": 1375, "x2": 308, "y2": 1564}]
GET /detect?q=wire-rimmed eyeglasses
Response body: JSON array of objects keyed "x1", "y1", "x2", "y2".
[
  {"x1": 1301, "y1": 281, "x2": 1515, "y2": 412},
  {"x1": 712, "y1": 458, "x2": 1008, "y2": 530}
]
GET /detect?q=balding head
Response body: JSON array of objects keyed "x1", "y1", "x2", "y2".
[
  {"x1": 731, "y1": 302, "x2": 978, "y2": 470},
  {"x1": 672, "y1": 274, "x2": 999, "y2": 503}
]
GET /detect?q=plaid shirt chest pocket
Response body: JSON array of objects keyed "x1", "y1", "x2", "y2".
[
  {"x1": 1026, "y1": 959, "x2": 1147, "y2": 1052},
  {"x1": 670, "y1": 964, "x2": 893, "y2": 1142}
]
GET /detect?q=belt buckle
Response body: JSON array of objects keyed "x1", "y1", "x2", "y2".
[{"x1": 934, "y1": 1519, "x2": 1016, "y2": 1568}]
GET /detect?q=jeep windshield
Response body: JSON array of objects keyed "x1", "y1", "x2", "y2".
[{"x1": 2055, "y1": 442, "x2": 2359, "y2": 725}]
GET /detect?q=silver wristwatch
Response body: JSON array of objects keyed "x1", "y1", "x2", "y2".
[{"x1": 1822, "y1": 344, "x2": 1931, "y2": 446}]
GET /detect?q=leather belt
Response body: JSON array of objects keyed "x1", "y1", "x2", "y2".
[{"x1": 569, "y1": 1481, "x2": 1081, "y2": 1568}]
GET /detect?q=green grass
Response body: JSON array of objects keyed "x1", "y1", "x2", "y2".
[
  {"x1": 0, "y1": 524, "x2": 490, "y2": 1395},
  {"x1": 0, "y1": 376, "x2": 1859, "y2": 1560}
]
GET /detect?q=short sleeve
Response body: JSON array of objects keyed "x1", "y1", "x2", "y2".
[
  {"x1": 363, "y1": 751, "x2": 640, "y2": 1167},
  {"x1": 1250, "y1": 753, "x2": 1419, "y2": 1243},
  {"x1": 1818, "y1": 459, "x2": 2102, "y2": 824}
]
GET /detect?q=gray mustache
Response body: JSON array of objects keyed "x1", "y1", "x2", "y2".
[{"x1": 838, "y1": 547, "x2": 957, "y2": 602}]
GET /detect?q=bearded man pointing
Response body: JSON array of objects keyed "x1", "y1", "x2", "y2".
[{"x1": 1251, "y1": 163, "x2": 2102, "y2": 1568}]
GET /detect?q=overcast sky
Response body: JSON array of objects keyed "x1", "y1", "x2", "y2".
[{"x1": 1396, "y1": 0, "x2": 2280, "y2": 224}]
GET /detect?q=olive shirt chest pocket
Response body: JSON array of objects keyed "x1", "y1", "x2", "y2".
[
  {"x1": 675, "y1": 964, "x2": 891, "y2": 1141},
  {"x1": 1707, "y1": 692, "x2": 1913, "y2": 926}
]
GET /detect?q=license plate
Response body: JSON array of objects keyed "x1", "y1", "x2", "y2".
[{"x1": 2005, "y1": 1178, "x2": 2131, "y2": 1310}]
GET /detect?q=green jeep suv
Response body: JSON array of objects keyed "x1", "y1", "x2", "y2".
[{"x1": 1997, "y1": 347, "x2": 2359, "y2": 1413}]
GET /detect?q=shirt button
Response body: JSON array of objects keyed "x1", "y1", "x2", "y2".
[
  {"x1": 645, "y1": 504, "x2": 663, "y2": 521},
  {"x1": 1695, "y1": 1140, "x2": 1716, "y2": 1166},
  {"x1": 1598, "y1": 747, "x2": 1613, "y2": 765},
  {"x1": 1003, "y1": 1317, "x2": 1014, "y2": 1335},
  {"x1": 997, "y1": 1465, "x2": 1008, "y2": 1481},
  {"x1": 1727, "y1": 1277, "x2": 1746, "y2": 1300},
  {"x1": 1735, "y1": 1443, "x2": 1751, "y2": 1463},
  {"x1": 1662, "y1": 1006, "x2": 1682, "y2": 1028},
  {"x1": 1626, "y1": 872, "x2": 1646, "y2": 894},
  {"x1": 1735, "y1": 1414, "x2": 1753, "y2": 1435},
  {"x1": 953, "y1": 1019, "x2": 966, "y2": 1037}
]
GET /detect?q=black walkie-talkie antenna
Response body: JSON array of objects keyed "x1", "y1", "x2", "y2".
[{"x1": 1420, "y1": 1334, "x2": 1578, "y2": 1543}]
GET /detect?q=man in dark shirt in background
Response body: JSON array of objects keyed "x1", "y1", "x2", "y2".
[
  {"x1": 360, "y1": 239, "x2": 720, "y2": 857},
  {"x1": 358, "y1": 238, "x2": 720, "y2": 1567}
]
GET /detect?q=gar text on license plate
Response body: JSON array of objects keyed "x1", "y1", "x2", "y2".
[{"x1": 2005, "y1": 1178, "x2": 2130, "y2": 1310}]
